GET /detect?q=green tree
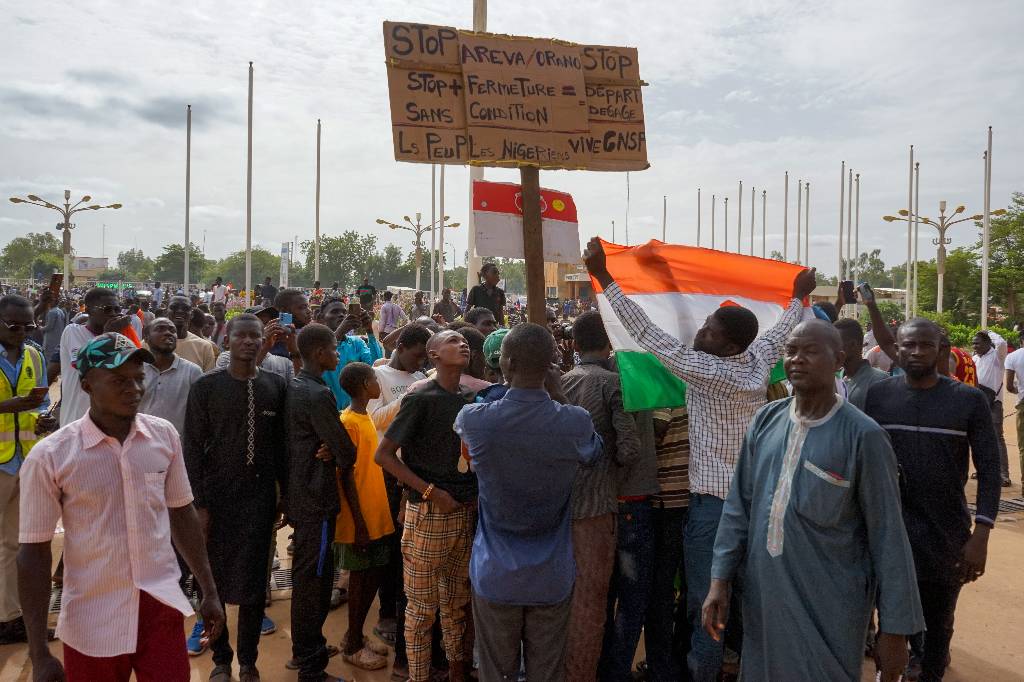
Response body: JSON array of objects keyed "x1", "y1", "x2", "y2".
[
  {"x1": 116, "y1": 248, "x2": 155, "y2": 281},
  {"x1": 769, "y1": 250, "x2": 785, "y2": 261},
  {"x1": 974, "y1": 191, "x2": 1024, "y2": 320},
  {"x1": 211, "y1": 248, "x2": 281, "y2": 290},
  {"x1": 366, "y1": 244, "x2": 410, "y2": 287},
  {"x1": 304, "y1": 232, "x2": 379, "y2": 291},
  {"x1": 1, "y1": 232, "x2": 64, "y2": 278},
  {"x1": 842, "y1": 249, "x2": 889, "y2": 288},
  {"x1": 29, "y1": 254, "x2": 63, "y2": 280},
  {"x1": 152, "y1": 243, "x2": 208, "y2": 285}
]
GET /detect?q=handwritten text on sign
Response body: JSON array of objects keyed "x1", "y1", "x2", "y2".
[{"x1": 383, "y1": 22, "x2": 647, "y2": 172}]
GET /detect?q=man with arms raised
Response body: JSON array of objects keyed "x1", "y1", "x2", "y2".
[
  {"x1": 583, "y1": 237, "x2": 817, "y2": 681},
  {"x1": 19, "y1": 333, "x2": 224, "y2": 681},
  {"x1": 865, "y1": 319, "x2": 1000, "y2": 681},
  {"x1": 704, "y1": 320, "x2": 923, "y2": 681}
]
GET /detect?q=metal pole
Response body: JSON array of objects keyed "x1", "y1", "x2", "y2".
[
  {"x1": 185, "y1": 105, "x2": 191, "y2": 292},
  {"x1": 846, "y1": 168, "x2": 853, "y2": 281},
  {"x1": 783, "y1": 171, "x2": 789, "y2": 261},
  {"x1": 466, "y1": 0, "x2": 487, "y2": 295},
  {"x1": 804, "y1": 182, "x2": 810, "y2": 266},
  {"x1": 750, "y1": 185, "x2": 755, "y2": 255},
  {"x1": 724, "y1": 197, "x2": 729, "y2": 252},
  {"x1": 905, "y1": 145, "x2": 913, "y2": 318},
  {"x1": 662, "y1": 195, "x2": 667, "y2": 242},
  {"x1": 697, "y1": 188, "x2": 701, "y2": 246},
  {"x1": 796, "y1": 180, "x2": 802, "y2": 265},
  {"x1": 737, "y1": 180, "x2": 742, "y2": 253},
  {"x1": 838, "y1": 160, "x2": 845, "y2": 282},
  {"x1": 314, "y1": 119, "x2": 321, "y2": 282},
  {"x1": 438, "y1": 164, "x2": 446, "y2": 291},
  {"x1": 61, "y1": 192, "x2": 71, "y2": 289},
  {"x1": 711, "y1": 196, "x2": 716, "y2": 250},
  {"x1": 245, "y1": 62, "x2": 253, "y2": 306},
  {"x1": 430, "y1": 165, "x2": 436, "y2": 301},
  {"x1": 912, "y1": 162, "x2": 920, "y2": 315},
  {"x1": 612, "y1": 219, "x2": 615, "y2": 243},
  {"x1": 854, "y1": 173, "x2": 860, "y2": 284},
  {"x1": 761, "y1": 189, "x2": 767, "y2": 258},
  {"x1": 982, "y1": 127, "x2": 992, "y2": 328}
]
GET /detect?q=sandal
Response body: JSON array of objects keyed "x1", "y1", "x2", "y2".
[
  {"x1": 285, "y1": 644, "x2": 340, "y2": 670},
  {"x1": 209, "y1": 664, "x2": 232, "y2": 682},
  {"x1": 363, "y1": 635, "x2": 389, "y2": 656},
  {"x1": 342, "y1": 646, "x2": 388, "y2": 671}
]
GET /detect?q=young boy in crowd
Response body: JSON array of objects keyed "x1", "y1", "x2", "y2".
[
  {"x1": 338, "y1": 362, "x2": 396, "y2": 671},
  {"x1": 286, "y1": 324, "x2": 363, "y2": 682}
]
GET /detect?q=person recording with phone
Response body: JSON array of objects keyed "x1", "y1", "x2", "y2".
[{"x1": 318, "y1": 301, "x2": 383, "y2": 411}]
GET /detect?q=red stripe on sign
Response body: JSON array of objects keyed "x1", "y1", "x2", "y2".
[{"x1": 472, "y1": 180, "x2": 577, "y2": 224}]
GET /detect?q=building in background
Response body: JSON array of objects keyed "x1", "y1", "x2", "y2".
[{"x1": 72, "y1": 256, "x2": 109, "y2": 282}]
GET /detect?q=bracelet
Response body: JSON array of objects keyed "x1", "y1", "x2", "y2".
[{"x1": 422, "y1": 483, "x2": 435, "y2": 500}]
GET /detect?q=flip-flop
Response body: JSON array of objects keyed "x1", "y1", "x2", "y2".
[
  {"x1": 363, "y1": 635, "x2": 389, "y2": 656},
  {"x1": 342, "y1": 646, "x2": 388, "y2": 671}
]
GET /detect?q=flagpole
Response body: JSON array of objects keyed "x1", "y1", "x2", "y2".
[
  {"x1": 804, "y1": 182, "x2": 810, "y2": 266},
  {"x1": 662, "y1": 195, "x2": 667, "y2": 242},
  {"x1": 430, "y1": 165, "x2": 436, "y2": 301},
  {"x1": 762, "y1": 189, "x2": 767, "y2": 258},
  {"x1": 737, "y1": 180, "x2": 742, "y2": 253},
  {"x1": 783, "y1": 171, "x2": 789, "y2": 261},
  {"x1": 796, "y1": 179, "x2": 802, "y2": 265},
  {"x1": 245, "y1": 62, "x2": 253, "y2": 306},
  {"x1": 724, "y1": 197, "x2": 729, "y2": 252},
  {"x1": 184, "y1": 104, "x2": 191, "y2": 293},
  {"x1": 697, "y1": 188, "x2": 701, "y2": 246},
  {"x1": 466, "y1": 0, "x2": 487, "y2": 295},
  {"x1": 438, "y1": 164, "x2": 446, "y2": 291},
  {"x1": 981, "y1": 127, "x2": 992, "y2": 328},
  {"x1": 854, "y1": 173, "x2": 860, "y2": 283},
  {"x1": 749, "y1": 185, "x2": 755, "y2": 255},
  {"x1": 314, "y1": 119, "x2": 321, "y2": 283},
  {"x1": 846, "y1": 167, "x2": 853, "y2": 282},
  {"x1": 612, "y1": 219, "x2": 616, "y2": 243},
  {"x1": 711, "y1": 195, "x2": 716, "y2": 250},
  {"x1": 905, "y1": 145, "x2": 913, "y2": 319},
  {"x1": 912, "y1": 161, "x2": 920, "y2": 315},
  {"x1": 838, "y1": 160, "x2": 845, "y2": 282}
]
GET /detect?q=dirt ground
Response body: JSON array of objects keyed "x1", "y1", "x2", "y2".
[{"x1": 1, "y1": 403, "x2": 1021, "y2": 681}]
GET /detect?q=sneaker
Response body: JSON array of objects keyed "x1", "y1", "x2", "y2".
[
  {"x1": 260, "y1": 615, "x2": 276, "y2": 636},
  {"x1": 187, "y1": 619, "x2": 207, "y2": 656}
]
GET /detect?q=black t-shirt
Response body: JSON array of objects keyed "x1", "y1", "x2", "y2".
[
  {"x1": 356, "y1": 284, "x2": 377, "y2": 308},
  {"x1": 385, "y1": 380, "x2": 478, "y2": 503},
  {"x1": 467, "y1": 284, "x2": 506, "y2": 324},
  {"x1": 260, "y1": 284, "x2": 278, "y2": 302}
]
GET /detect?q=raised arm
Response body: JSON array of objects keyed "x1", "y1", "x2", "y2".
[{"x1": 859, "y1": 286, "x2": 897, "y2": 363}]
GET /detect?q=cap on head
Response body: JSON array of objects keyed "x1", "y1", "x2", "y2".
[
  {"x1": 483, "y1": 328, "x2": 510, "y2": 369},
  {"x1": 77, "y1": 332, "x2": 154, "y2": 378}
]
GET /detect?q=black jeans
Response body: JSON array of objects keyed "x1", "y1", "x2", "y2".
[
  {"x1": 911, "y1": 580, "x2": 962, "y2": 682},
  {"x1": 211, "y1": 600, "x2": 265, "y2": 668},
  {"x1": 643, "y1": 505, "x2": 688, "y2": 682},
  {"x1": 290, "y1": 517, "x2": 337, "y2": 680}
]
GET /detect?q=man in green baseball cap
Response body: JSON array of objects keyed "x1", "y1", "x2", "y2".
[
  {"x1": 76, "y1": 331, "x2": 155, "y2": 377},
  {"x1": 482, "y1": 328, "x2": 509, "y2": 385}
]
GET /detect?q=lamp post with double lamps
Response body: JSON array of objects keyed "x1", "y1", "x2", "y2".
[{"x1": 376, "y1": 213, "x2": 459, "y2": 294}]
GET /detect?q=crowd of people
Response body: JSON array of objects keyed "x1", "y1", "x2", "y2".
[{"x1": 0, "y1": 245, "x2": 1015, "y2": 682}]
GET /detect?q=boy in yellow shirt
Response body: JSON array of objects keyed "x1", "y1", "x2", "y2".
[{"x1": 337, "y1": 362, "x2": 396, "y2": 670}]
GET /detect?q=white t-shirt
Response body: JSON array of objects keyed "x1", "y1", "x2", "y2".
[
  {"x1": 211, "y1": 285, "x2": 227, "y2": 304},
  {"x1": 367, "y1": 364, "x2": 426, "y2": 440},
  {"x1": 59, "y1": 323, "x2": 101, "y2": 427},
  {"x1": 1004, "y1": 348, "x2": 1024, "y2": 406}
]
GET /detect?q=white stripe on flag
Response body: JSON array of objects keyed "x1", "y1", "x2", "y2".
[{"x1": 473, "y1": 213, "x2": 580, "y2": 262}]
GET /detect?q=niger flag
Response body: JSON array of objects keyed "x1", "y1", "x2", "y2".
[
  {"x1": 592, "y1": 239, "x2": 810, "y2": 411},
  {"x1": 472, "y1": 180, "x2": 580, "y2": 263}
]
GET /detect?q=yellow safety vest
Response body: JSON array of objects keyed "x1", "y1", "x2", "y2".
[{"x1": 0, "y1": 345, "x2": 44, "y2": 463}]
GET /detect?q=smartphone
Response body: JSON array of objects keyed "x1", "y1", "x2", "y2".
[
  {"x1": 857, "y1": 282, "x2": 875, "y2": 303},
  {"x1": 839, "y1": 280, "x2": 856, "y2": 302},
  {"x1": 278, "y1": 312, "x2": 293, "y2": 327},
  {"x1": 48, "y1": 273, "x2": 63, "y2": 297}
]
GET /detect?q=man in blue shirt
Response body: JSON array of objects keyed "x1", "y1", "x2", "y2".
[
  {"x1": 0, "y1": 295, "x2": 51, "y2": 644},
  {"x1": 455, "y1": 323, "x2": 602, "y2": 681},
  {"x1": 316, "y1": 300, "x2": 382, "y2": 410}
]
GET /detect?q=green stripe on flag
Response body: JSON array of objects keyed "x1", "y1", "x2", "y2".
[
  {"x1": 615, "y1": 351, "x2": 687, "y2": 411},
  {"x1": 769, "y1": 359, "x2": 786, "y2": 384}
]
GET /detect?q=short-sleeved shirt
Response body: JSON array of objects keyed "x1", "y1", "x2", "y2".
[
  {"x1": 337, "y1": 409, "x2": 395, "y2": 542},
  {"x1": 842, "y1": 361, "x2": 890, "y2": 411},
  {"x1": 42, "y1": 306, "x2": 66, "y2": 358},
  {"x1": 385, "y1": 379, "x2": 478, "y2": 503},
  {"x1": 19, "y1": 414, "x2": 194, "y2": 657},
  {"x1": 467, "y1": 284, "x2": 506, "y2": 324},
  {"x1": 173, "y1": 332, "x2": 217, "y2": 372},
  {"x1": 1005, "y1": 348, "x2": 1024, "y2": 406},
  {"x1": 59, "y1": 322, "x2": 101, "y2": 427},
  {"x1": 139, "y1": 356, "x2": 203, "y2": 436},
  {"x1": 356, "y1": 284, "x2": 377, "y2": 308}
]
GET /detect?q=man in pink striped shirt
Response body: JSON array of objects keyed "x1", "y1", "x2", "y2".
[{"x1": 17, "y1": 332, "x2": 225, "y2": 682}]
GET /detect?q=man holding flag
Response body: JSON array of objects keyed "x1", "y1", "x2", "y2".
[{"x1": 582, "y1": 237, "x2": 817, "y2": 682}]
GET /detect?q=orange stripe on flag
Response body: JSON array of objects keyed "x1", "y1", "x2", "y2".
[{"x1": 592, "y1": 239, "x2": 808, "y2": 307}]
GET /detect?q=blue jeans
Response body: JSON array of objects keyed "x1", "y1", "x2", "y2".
[
  {"x1": 598, "y1": 500, "x2": 655, "y2": 682},
  {"x1": 643, "y1": 505, "x2": 688, "y2": 682},
  {"x1": 684, "y1": 493, "x2": 725, "y2": 682}
]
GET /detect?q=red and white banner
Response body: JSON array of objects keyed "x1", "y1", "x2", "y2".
[{"x1": 472, "y1": 180, "x2": 581, "y2": 263}]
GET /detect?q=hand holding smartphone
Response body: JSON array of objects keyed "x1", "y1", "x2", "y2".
[
  {"x1": 278, "y1": 312, "x2": 293, "y2": 331},
  {"x1": 839, "y1": 280, "x2": 856, "y2": 304}
]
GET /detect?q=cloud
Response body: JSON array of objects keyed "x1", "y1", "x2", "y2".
[
  {"x1": 66, "y1": 69, "x2": 136, "y2": 86},
  {"x1": 724, "y1": 89, "x2": 761, "y2": 103}
]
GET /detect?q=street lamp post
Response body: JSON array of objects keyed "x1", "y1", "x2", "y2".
[
  {"x1": 883, "y1": 203, "x2": 1006, "y2": 314},
  {"x1": 376, "y1": 214, "x2": 459, "y2": 292},
  {"x1": 9, "y1": 190, "x2": 122, "y2": 285}
]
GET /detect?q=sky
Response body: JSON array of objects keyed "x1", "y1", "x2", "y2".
[{"x1": 2, "y1": 0, "x2": 1021, "y2": 284}]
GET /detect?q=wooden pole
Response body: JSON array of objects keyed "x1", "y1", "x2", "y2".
[
  {"x1": 430, "y1": 165, "x2": 436, "y2": 301},
  {"x1": 520, "y1": 166, "x2": 546, "y2": 324},
  {"x1": 466, "y1": 0, "x2": 487, "y2": 295}
]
